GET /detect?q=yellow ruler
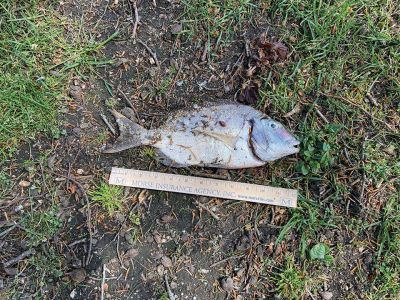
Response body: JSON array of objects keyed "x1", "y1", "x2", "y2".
[{"x1": 109, "y1": 167, "x2": 297, "y2": 208}]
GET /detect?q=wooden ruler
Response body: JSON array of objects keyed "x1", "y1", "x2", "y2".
[{"x1": 109, "y1": 167, "x2": 297, "y2": 208}]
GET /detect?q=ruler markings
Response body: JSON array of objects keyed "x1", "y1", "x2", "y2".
[{"x1": 109, "y1": 167, "x2": 297, "y2": 208}]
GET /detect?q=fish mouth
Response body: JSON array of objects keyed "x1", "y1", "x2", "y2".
[{"x1": 288, "y1": 139, "x2": 300, "y2": 153}]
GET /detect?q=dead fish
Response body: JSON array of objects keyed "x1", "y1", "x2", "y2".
[{"x1": 103, "y1": 102, "x2": 299, "y2": 169}]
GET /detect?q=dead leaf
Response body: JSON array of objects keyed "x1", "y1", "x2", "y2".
[
  {"x1": 68, "y1": 183, "x2": 78, "y2": 194},
  {"x1": 221, "y1": 277, "x2": 234, "y2": 292},
  {"x1": 102, "y1": 283, "x2": 109, "y2": 292},
  {"x1": 274, "y1": 242, "x2": 285, "y2": 257},
  {"x1": 284, "y1": 103, "x2": 301, "y2": 118},
  {"x1": 238, "y1": 81, "x2": 259, "y2": 105},
  {"x1": 246, "y1": 65, "x2": 257, "y2": 77},
  {"x1": 161, "y1": 214, "x2": 174, "y2": 223},
  {"x1": 114, "y1": 58, "x2": 129, "y2": 68},
  {"x1": 256, "y1": 33, "x2": 289, "y2": 64},
  {"x1": 138, "y1": 190, "x2": 148, "y2": 203}
]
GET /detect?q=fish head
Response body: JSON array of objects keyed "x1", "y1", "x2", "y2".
[{"x1": 250, "y1": 118, "x2": 300, "y2": 161}]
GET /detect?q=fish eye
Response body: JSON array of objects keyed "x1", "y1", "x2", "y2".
[{"x1": 270, "y1": 123, "x2": 276, "y2": 129}]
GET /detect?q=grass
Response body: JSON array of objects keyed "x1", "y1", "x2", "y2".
[
  {"x1": 89, "y1": 181, "x2": 124, "y2": 215},
  {"x1": 262, "y1": 0, "x2": 399, "y2": 114},
  {"x1": 0, "y1": 0, "x2": 117, "y2": 161},
  {"x1": 0, "y1": 171, "x2": 12, "y2": 199},
  {"x1": 364, "y1": 139, "x2": 400, "y2": 187},
  {"x1": 276, "y1": 197, "x2": 336, "y2": 257},
  {"x1": 20, "y1": 206, "x2": 62, "y2": 247},
  {"x1": 140, "y1": 146, "x2": 158, "y2": 160},
  {"x1": 30, "y1": 246, "x2": 63, "y2": 282},
  {"x1": 367, "y1": 195, "x2": 400, "y2": 298},
  {"x1": 259, "y1": 0, "x2": 399, "y2": 297},
  {"x1": 181, "y1": 0, "x2": 257, "y2": 48},
  {"x1": 273, "y1": 255, "x2": 309, "y2": 299}
]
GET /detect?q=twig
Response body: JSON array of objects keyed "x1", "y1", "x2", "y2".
[
  {"x1": 197, "y1": 80, "x2": 219, "y2": 91},
  {"x1": 195, "y1": 201, "x2": 220, "y2": 221},
  {"x1": 209, "y1": 255, "x2": 241, "y2": 268},
  {"x1": 315, "y1": 107, "x2": 329, "y2": 124},
  {"x1": 0, "y1": 194, "x2": 45, "y2": 210},
  {"x1": 4, "y1": 248, "x2": 36, "y2": 268},
  {"x1": 225, "y1": 54, "x2": 244, "y2": 85},
  {"x1": 131, "y1": 1, "x2": 139, "y2": 39},
  {"x1": 48, "y1": 170, "x2": 93, "y2": 266},
  {"x1": 359, "y1": 135, "x2": 367, "y2": 206},
  {"x1": 113, "y1": 203, "x2": 140, "y2": 242},
  {"x1": 201, "y1": 41, "x2": 208, "y2": 62},
  {"x1": 100, "y1": 264, "x2": 106, "y2": 300},
  {"x1": 366, "y1": 93, "x2": 378, "y2": 106},
  {"x1": 284, "y1": 103, "x2": 301, "y2": 118},
  {"x1": 138, "y1": 39, "x2": 160, "y2": 67},
  {"x1": 117, "y1": 88, "x2": 135, "y2": 110},
  {"x1": 68, "y1": 238, "x2": 87, "y2": 248},
  {"x1": 116, "y1": 234, "x2": 127, "y2": 270},
  {"x1": 307, "y1": 289, "x2": 317, "y2": 300},
  {"x1": 245, "y1": 39, "x2": 251, "y2": 57},
  {"x1": 321, "y1": 92, "x2": 396, "y2": 131},
  {"x1": 164, "y1": 274, "x2": 176, "y2": 300},
  {"x1": 100, "y1": 113, "x2": 116, "y2": 135},
  {"x1": 0, "y1": 223, "x2": 17, "y2": 238},
  {"x1": 167, "y1": 60, "x2": 183, "y2": 96}
]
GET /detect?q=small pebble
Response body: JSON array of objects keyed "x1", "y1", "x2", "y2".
[
  {"x1": 69, "y1": 85, "x2": 83, "y2": 101},
  {"x1": 157, "y1": 264, "x2": 165, "y2": 276},
  {"x1": 70, "y1": 289, "x2": 77, "y2": 299},
  {"x1": 149, "y1": 68, "x2": 157, "y2": 77},
  {"x1": 221, "y1": 277, "x2": 234, "y2": 292},
  {"x1": 161, "y1": 256, "x2": 172, "y2": 268},
  {"x1": 321, "y1": 291, "x2": 333, "y2": 300},
  {"x1": 171, "y1": 23, "x2": 182, "y2": 35},
  {"x1": 4, "y1": 268, "x2": 18, "y2": 276},
  {"x1": 124, "y1": 248, "x2": 139, "y2": 259},
  {"x1": 114, "y1": 213, "x2": 125, "y2": 223},
  {"x1": 69, "y1": 268, "x2": 86, "y2": 284},
  {"x1": 80, "y1": 122, "x2": 90, "y2": 129},
  {"x1": 18, "y1": 180, "x2": 31, "y2": 188}
]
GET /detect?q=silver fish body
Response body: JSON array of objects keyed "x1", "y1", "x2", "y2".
[{"x1": 104, "y1": 102, "x2": 300, "y2": 169}]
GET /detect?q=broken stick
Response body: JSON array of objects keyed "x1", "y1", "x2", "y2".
[
  {"x1": 131, "y1": 1, "x2": 139, "y2": 39},
  {"x1": 138, "y1": 39, "x2": 160, "y2": 67},
  {"x1": 4, "y1": 249, "x2": 36, "y2": 268}
]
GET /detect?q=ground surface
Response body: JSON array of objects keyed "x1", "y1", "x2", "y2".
[{"x1": 0, "y1": 1, "x2": 399, "y2": 300}]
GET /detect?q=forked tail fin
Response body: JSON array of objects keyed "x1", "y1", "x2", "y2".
[{"x1": 102, "y1": 109, "x2": 149, "y2": 153}]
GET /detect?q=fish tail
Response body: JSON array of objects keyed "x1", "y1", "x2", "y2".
[{"x1": 103, "y1": 109, "x2": 150, "y2": 153}]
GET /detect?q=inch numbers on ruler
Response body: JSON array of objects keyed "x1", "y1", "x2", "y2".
[{"x1": 109, "y1": 167, "x2": 297, "y2": 208}]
